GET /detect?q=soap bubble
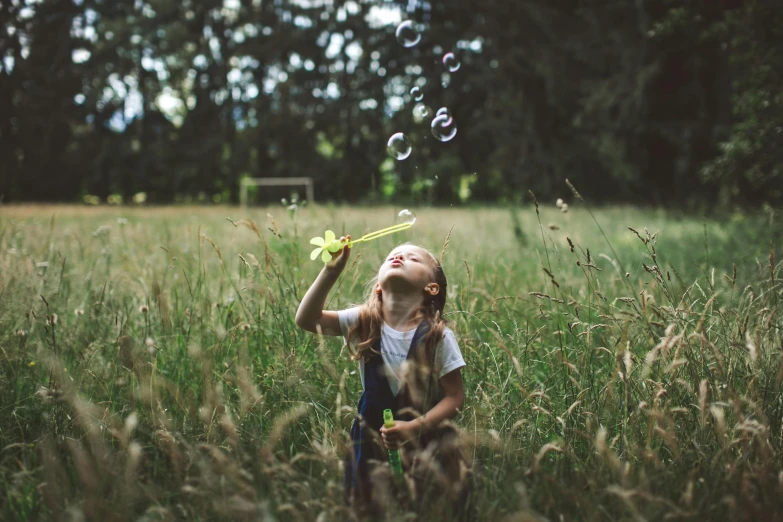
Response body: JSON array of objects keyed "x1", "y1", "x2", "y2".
[
  {"x1": 413, "y1": 103, "x2": 433, "y2": 122},
  {"x1": 436, "y1": 107, "x2": 451, "y2": 119},
  {"x1": 395, "y1": 21, "x2": 421, "y2": 48},
  {"x1": 410, "y1": 86, "x2": 423, "y2": 101},
  {"x1": 387, "y1": 133, "x2": 412, "y2": 160},
  {"x1": 442, "y1": 52, "x2": 460, "y2": 72},
  {"x1": 431, "y1": 113, "x2": 457, "y2": 142},
  {"x1": 397, "y1": 209, "x2": 417, "y2": 226}
]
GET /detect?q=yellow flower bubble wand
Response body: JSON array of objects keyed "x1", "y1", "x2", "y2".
[{"x1": 309, "y1": 210, "x2": 416, "y2": 263}]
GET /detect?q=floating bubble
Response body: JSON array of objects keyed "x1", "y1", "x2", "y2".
[
  {"x1": 397, "y1": 209, "x2": 417, "y2": 226},
  {"x1": 410, "y1": 86, "x2": 423, "y2": 101},
  {"x1": 431, "y1": 113, "x2": 457, "y2": 142},
  {"x1": 442, "y1": 52, "x2": 460, "y2": 72},
  {"x1": 413, "y1": 103, "x2": 432, "y2": 122},
  {"x1": 436, "y1": 107, "x2": 451, "y2": 119},
  {"x1": 387, "y1": 133, "x2": 412, "y2": 160},
  {"x1": 395, "y1": 21, "x2": 421, "y2": 48}
]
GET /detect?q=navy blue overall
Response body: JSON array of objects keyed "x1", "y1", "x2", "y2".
[{"x1": 344, "y1": 321, "x2": 434, "y2": 506}]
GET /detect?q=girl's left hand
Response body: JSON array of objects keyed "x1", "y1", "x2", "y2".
[{"x1": 380, "y1": 420, "x2": 419, "y2": 450}]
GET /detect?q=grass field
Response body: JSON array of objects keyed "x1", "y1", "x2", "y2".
[{"x1": 1, "y1": 202, "x2": 782, "y2": 521}]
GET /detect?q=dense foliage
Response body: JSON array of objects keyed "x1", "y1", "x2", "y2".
[{"x1": 1, "y1": 0, "x2": 781, "y2": 206}]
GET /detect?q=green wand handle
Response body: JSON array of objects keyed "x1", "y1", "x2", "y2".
[{"x1": 383, "y1": 409, "x2": 404, "y2": 478}]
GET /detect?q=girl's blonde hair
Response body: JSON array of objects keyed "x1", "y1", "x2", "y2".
[{"x1": 346, "y1": 245, "x2": 448, "y2": 368}]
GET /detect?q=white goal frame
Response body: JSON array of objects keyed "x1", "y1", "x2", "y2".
[{"x1": 240, "y1": 177, "x2": 314, "y2": 207}]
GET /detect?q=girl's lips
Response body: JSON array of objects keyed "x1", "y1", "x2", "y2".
[{"x1": 390, "y1": 261, "x2": 403, "y2": 267}]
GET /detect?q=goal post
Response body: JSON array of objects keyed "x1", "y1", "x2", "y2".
[{"x1": 240, "y1": 177, "x2": 314, "y2": 208}]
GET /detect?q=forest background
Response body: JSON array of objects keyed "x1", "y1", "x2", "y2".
[{"x1": 1, "y1": 0, "x2": 781, "y2": 208}]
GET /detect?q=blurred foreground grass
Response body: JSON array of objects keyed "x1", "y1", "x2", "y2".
[{"x1": 1, "y1": 203, "x2": 782, "y2": 521}]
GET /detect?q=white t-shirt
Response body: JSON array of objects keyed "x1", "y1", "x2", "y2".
[{"x1": 338, "y1": 307, "x2": 466, "y2": 397}]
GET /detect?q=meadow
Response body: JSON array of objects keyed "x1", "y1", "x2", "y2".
[{"x1": 1, "y1": 201, "x2": 782, "y2": 521}]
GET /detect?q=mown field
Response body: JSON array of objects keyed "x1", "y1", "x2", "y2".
[{"x1": 1, "y1": 202, "x2": 782, "y2": 521}]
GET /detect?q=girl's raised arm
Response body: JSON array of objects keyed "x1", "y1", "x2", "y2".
[{"x1": 295, "y1": 236, "x2": 351, "y2": 336}]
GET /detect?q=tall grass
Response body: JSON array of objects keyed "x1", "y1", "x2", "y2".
[{"x1": 1, "y1": 203, "x2": 781, "y2": 521}]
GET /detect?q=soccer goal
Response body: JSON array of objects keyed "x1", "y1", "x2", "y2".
[{"x1": 239, "y1": 177, "x2": 314, "y2": 208}]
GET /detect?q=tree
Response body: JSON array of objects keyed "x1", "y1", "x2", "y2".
[
  {"x1": 1, "y1": 0, "x2": 780, "y2": 207},
  {"x1": 701, "y1": 0, "x2": 783, "y2": 205}
]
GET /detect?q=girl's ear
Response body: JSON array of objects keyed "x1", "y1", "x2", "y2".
[
  {"x1": 425, "y1": 283, "x2": 440, "y2": 296},
  {"x1": 375, "y1": 282, "x2": 382, "y2": 296}
]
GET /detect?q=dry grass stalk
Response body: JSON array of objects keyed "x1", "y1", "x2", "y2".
[{"x1": 699, "y1": 379, "x2": 709, "y2": 429}]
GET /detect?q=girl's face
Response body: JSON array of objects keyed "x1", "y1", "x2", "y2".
[{"x1": 377, "y1": 245, "x2": 438, "y2": 295}]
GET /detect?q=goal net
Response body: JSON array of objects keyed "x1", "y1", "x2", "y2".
[{"x1": 239, "y1": 177, "x2": 314, "y2": 207}]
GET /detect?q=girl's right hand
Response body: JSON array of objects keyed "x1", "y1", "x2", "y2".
[{"x1": 325, "y1": 235, "x2": 351, "y2": 272}]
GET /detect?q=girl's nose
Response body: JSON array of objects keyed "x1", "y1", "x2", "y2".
[{"x1": 393, "y1": 253, "x2": 404, "y2": 261}]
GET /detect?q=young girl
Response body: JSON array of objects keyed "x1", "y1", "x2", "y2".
[{"x1": 295, "y1": 236, "x2": 471, "y2": 518}]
